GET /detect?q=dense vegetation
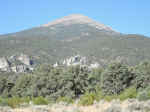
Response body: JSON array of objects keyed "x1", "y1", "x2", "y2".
[{"x1": 0, "y1": 61, "x2": 150, "y2": 107}]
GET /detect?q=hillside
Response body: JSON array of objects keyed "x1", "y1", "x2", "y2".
[{"x1": 0, "y1": 14, "x2": 150, "y2": 65}]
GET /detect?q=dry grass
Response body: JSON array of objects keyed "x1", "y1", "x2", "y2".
[{"x1": 1, "y1": 99, "x2": 150, "y2": 112}]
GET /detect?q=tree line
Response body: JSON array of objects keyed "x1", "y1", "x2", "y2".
[{"x1": 0, "y1": 61, "x2": 150, "y2": 101}]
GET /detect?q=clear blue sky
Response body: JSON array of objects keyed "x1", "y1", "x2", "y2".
[{"x1": 0, "y1": 0, "x2": 150, "y2": 37}]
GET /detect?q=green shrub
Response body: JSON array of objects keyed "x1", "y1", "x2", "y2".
[
  {"x1": 78, "y1": 87, "x2": 118, "y2": 105},
  {"x1": 57, "y1": 96, "x2": 74, "y2": 104},
  {"x1": 78, "y1": 92, "x2": 96, "y2": 106},
  {"x1": 78, "y1": 89, "x2": 104, "y2": 106},
  {"x1": 103, "y1": 95, "x2": 118, "y2": 102},
  {"x1": 0, "y1": 97, "x2": 9, "y2": 106},
  {"x1": 11, "y1": 74, "x2": 34, "y2": 97},
  {"x1": 21, "y1": 97, "x2": 30, "y2": 104},
  {"x1": 45, "y1": 96, "x2": 56, "y2": 104},
  {"x1": 133, "y1": 61, "x2": 150, "y2": 89},
  {"x1": 118, "y1": 87, "x2": 137, "y2": 101},
  {"x1": 4, "y1": 97, "x2": 30, "y2": 108},
  {"x1": 137, "y1": 87, "x2": 150, "y2": 101},
  {"x1": 137, "y1": 91, "x2": 150, "y2": 101},
  {"x1": 94, "y1": 88, "x2": 104, "y2": 101},
  {"x1": 32, "y1": 96, "x2": 48, "y2": 105},
  {"x1": 0, "y1": 97, "x2": 2, "y2": 103}
]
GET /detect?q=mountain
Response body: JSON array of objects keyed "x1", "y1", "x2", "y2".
[
  {"x1": 0, "y1": 14, "x2": 150, "y2": 66},
  {"x1": 41, "y1": 14, "x2": 116, "y2": 33}
]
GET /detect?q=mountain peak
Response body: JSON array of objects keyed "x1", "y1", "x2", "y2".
[
  {"x1": 61, "y1": 14, "x2": 91, "y2": 20},
  {"x1": 63, "y1": 14, "x2": 88, "y2": 18},
  {"x1": 42, "y1": 14, "x2": 92, "y2": 27},
  {"x1": 41, "y1": 14, "x2": 117, "y2": 33}
]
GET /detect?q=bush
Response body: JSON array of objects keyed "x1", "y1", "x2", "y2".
[
  {"x1": 134, "y1": 61, "x2": 150, "y2": 89},
  {"x1": 78, "y1": 92, "x2": 96, "y2": 106},
  {"x1": 1, "y1": 97, "x2": 30, "y2": 108},
  {"x1": 28, "y1": 66, "x2": 63, "y2": 98},
  {"x1": 0, "y1": 97, "x2": 8, "y2": 106},
  {"x1": 101, "y1": 62, "x2": 135, "y2": 95},
  {"x1": 94, "y1": 88, "x2": 104, "y2": 101},
  {"x1": 32, "y1": 96, "x2": 48, "y2": 105},
  {"x1": 87, "y1": 68, "x2": 103, "y2": 91},
  {"x1": 11, "y1": 74, "x2": 33, "y2": 97},
  {"x1": 57, "y1": 96, "x2": 74, "y2": 104},
  {"x1": 104, "y1": 95, "x2": 118, "y2": 102},
  {"x1": 118, "y1": 86, "x2": 137, "y2": 101},
  {"x1": 78, "y1": 89, "x2": 104, "y2": 106},
  {"x1": 137, "y1": 87, "x2": 150, "y2": 101}
]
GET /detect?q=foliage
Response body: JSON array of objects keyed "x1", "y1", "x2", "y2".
[
  {"x1": 137, "y1": 87, "x2": 150, "y2": 101},
  {"x1": 87, "y1": 68, "x2": 103, "y2": 92},
  {"x1": 78, "y1": 88, "x2": 104, "y2": 105},
  {"x1": 56, "y1": 96, "x2": 74, "y2": 104},
  {"x1": 11, "y1": 74, "x2": 33, "y2": 97},
  {"x1": 61, "y1": 66, "x2": 90, "y2": 98},
  {"x1": 101, "y1": 62, "x2": 135, "y2": 95},
  {"x1": 134, "y1": 61, "x2": 150, "y2": 89},
  {"x1": 0, "y1": 97, "x2": 30, "y2": 108},
  {"x1": 0, "y1": 73, "x2": 17, "y2": 97},
  {"x1": 7, "y1": 65, "x2": 101, "y2": 100},
  {"x1": 103, "y1": 95, "x2": 118, "y2": 102},
  {"x1": 32, "y1": 96, "x2": 48, "y2": 105},
  {"x1": 1, "y1": 61, "x2": 150, "y2": 105},
  {"x1": 78, "y1": 92, "x2": 97, "y2": 106},
  {"x1": 118, "y1": 86, "x2": 137, "y2": 101}
]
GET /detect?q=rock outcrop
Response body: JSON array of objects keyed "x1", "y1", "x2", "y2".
[
  {"x1": 89, "y1": 62, "x2": 100, "y2": 69},
  {"x1": 53, "y1": 55, "x2": 100, "y2": 69},
  {"x1": 17, "y1": 54, "x2": 33, "y2": 66},
  {"x1": 63, "y1": 55, "x2": 87, "y2": 66},
  {"x1": 0, "y1": 53, "x2": 34, "y2": 73},
  {"x1": 0, "y1": 57, "x2": 10, "y2": 72}
]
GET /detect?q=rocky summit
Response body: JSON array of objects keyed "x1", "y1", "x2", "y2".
[{"x1": 42, "y1": 14, "x2": 116, "y2": 33}]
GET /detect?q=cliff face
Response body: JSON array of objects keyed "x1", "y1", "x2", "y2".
[{"x1": 0, "y1": 54, "x2": 34, "y2": 73}]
